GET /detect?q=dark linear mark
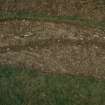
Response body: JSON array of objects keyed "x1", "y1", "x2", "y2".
[{"x1": 0, "y1": 38, "x2": 105, "y2": 53}]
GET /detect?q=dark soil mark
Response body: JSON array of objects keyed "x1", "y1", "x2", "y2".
[{"x1": 0, "y1": 38, "x2": 105, "y2": 53}]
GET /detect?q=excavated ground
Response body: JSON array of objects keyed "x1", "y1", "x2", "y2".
[
  {"x1": 0, "y1": 20, "x2": 105, "y2": 78},
  {"x1": 0, "y1": 0, "x2": 105, "y2": 21}
]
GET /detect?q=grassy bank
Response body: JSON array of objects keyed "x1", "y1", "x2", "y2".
[
  {"x1": 0, "y1": 66, "x2": 105, "y2": 105},
  {"x1": 0, "y1": 11, "x2": 105, "y2": 30}
]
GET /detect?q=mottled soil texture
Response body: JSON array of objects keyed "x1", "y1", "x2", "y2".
[
  {"x1": 0, "y1": 0, "x2": 105, "y2": 21},
  {"x1": 0, "y1": 20, "x2": 105, "y2": 78}
]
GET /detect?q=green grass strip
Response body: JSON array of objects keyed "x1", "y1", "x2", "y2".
[
  {"x1": 0, "y1": 11, "x2": 105, "y2": 30},
  {"x1": 0, "y1": 65, "x2": 105, "y2": 105}
]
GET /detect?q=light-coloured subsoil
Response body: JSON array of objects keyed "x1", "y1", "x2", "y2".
[{"x1": 0, "y1": 20, "x2": 105, "y2": 78}]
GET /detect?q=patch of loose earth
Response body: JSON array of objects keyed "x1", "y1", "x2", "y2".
[{"x1": 0, "y1": 20, "x2": 105, "y2": 79}]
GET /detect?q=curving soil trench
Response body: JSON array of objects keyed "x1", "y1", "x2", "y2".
[{"x1": 0, "y1": 20, "x2": 105, "y2": 78}]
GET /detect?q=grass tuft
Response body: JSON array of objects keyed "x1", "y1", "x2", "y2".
[
  {"x1": 0, "y1": 65, "x2": 105, "y2": 105},
  {"x1": 0, "y1": 11, "x2": 105, "y2": 30}
]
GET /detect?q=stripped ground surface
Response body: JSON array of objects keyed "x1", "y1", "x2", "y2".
[
  {"x1": 0, "y1": 20, "x2": 105, "y2": 78},
  {"x1": 0, "y1": 0, "x2": 105, "y2": 21}
]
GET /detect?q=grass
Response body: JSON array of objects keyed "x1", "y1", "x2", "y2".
[
  {"x1": 0, "y1": 11, "x2": 105, "y2": 30},
  {"x1": 0, "y1": 66, "x2": 105, "y2": 105}
]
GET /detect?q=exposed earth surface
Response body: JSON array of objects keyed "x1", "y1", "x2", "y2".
[
  {"x1": 0, "y1": 0, "x2": 105, "y2": 78},
  {"x1": 0, "y1": 20, "x2": 105, "y2": 78}
]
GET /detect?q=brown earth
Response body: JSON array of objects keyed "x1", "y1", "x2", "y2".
[
  {"x1": 0, "y1": 20, "x2": 105, "y2": 78},
  {"x1": 0, "y1": 0, "x2": 105, "y2": 21}
]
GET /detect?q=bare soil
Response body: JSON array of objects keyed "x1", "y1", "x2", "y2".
[
  {"x1": 0, "y1": 20, "x2": 105, "y2": 78},
  {"x1": 0, "y1": 0, "x2": 105, "y2": 21}
]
